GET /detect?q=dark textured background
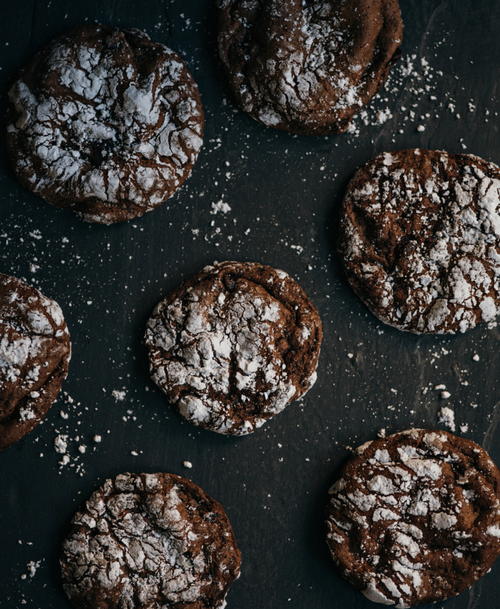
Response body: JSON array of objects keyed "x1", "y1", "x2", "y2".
[{"x1": 0, "y1": 1, "x2": 499, "y2": 608}]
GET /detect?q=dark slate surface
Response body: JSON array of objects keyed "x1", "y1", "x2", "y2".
[{"x1": 0, "y1": 1, "x2": 498, "y2": 608}]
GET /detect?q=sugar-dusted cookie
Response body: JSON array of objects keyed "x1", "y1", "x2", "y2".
[
  {"x1": 61, "y1": 472, "x2": 241, "y2": 609},
  {"x1": 7, "y1": 24, "x2": 204, "y2": 224},
  {"x1": 326, "y1": 429, "x2": 500, "y2": 607},
  {"x1": 218, "y1": 0, "x2": 403, "y2": 134},
  {"x1": 340, "y1": 149, "x2": 500, "y2": 333},
  {"x1": 0, "y1": 273, "x2": 71, "y2": 450},
  {"x1": 145, "y1": 261, "x2": 323, "y2": 435}
]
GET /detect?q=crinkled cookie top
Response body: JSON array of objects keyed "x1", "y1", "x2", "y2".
[
  {"x1": 0, "y1": 273, "x2": 70, "y2": 450},
  {"x1": 327, "y1": 429, "x2": 500, "y2": 607},
  {"x1": 218, "y1": 0, "x2": 403, "y2": 134},
  {"x1": 7, "y1": 24, "x2": 204, "y2": 224},
  {"x1": 145, "y1": 261, "x2": 323, "y2": 435},
  {"x1": 340, "y1": 149, "x2": 500, "y2": 334},
  {"x1": 61, "y1": 472, "x2": 241, "y2": 609}
]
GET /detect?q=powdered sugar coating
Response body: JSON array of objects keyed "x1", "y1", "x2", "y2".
[
  {"x1": 218, "y1": 0, "x2": 403, "y2": 134},
  {"x1": 7, "y1": 24, "x2": 204, "y2": 224},
  {"x1": 340, "y1": 149, "x2": 500, "y2": 334},
  {"x1": 60, "y1": 472, "x2": 241, "y2": 609},
  {"x1": 0, "y1": 273, "x2": 71, "y2": 449},
  {"x1": 145, "y1": 261, "x2": 322, "y2": 435},
  {"x1": 326, "y1": 429, "x2": 500, "y2": 607}
]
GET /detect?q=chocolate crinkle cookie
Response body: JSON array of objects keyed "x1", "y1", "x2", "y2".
[
  {"x1": 0, "y1": 273, "x2": 71, "y2": 450},
  {"x1": 217, "y1": 0, "x2": 403, "y2": 134},
  {"x1": 60, "y1": 472, "x2": 241, "y2": 609},
  {"x1": 326, "y1": 429, "x2": 500, "y2": 608},
  {"x1": 340, "y1": 149, "x2": 500, "y2": 334},
  {"x1": 145, "y1": 261, "x2": 323, "y2": 435},
  {"x1": 7, "y1": 24, "x2": 204, "y2": 224}
]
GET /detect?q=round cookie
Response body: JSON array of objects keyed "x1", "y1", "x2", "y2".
[
  {"x1": 217, "y1": 0, "x2": 403, "y2": 135},
  {"x1": 145, "y1": 261, "x2": 323, "y2": 435},
  {"x1": 326, "y1": 429, "x2": 500, "y2": 607},
  {"x1": 60, "y1": 472, "x2": 241, "y2": 609},
  {"x1": 0, "y1": 273, "x2": 71, "y2": 450},
  {"x1": 340, "y1": 149, "x2": 500, "y2": 334},
  {"x1": 7, "y1": 24, "x2": 204, "y2": 224}
]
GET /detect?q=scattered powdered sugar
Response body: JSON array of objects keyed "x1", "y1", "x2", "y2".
[
  {"x1": 111, "y1": 389, "x2": 127, "y2": 402},
  {"x1": 211, "y1": 199, "x2": 232, "y2": 215},
  {"x1": 20, "y1": 559, "x2": 42, "y2": 581},
  {"x1": 54, "y1": 434, "x2": 68, "y2": 454}
]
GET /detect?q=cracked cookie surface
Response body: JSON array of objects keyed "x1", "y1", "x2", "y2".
[
  {"x1": 61, "y1": 472, "x2": 241, "y2": 609},
  {"x1": 145, "y1": 261, "x2": 323, "y2": 435},
  {"x1": 7, "y1": 24, "x2": 204, "y2": 224},
  {"x1": 326, "y1": 429, "x2": 500, "y2": 608},
  {"x1": 340, "y1": 149, "x2": 500, "y2": 334},
  {"x1": 217, "y1": 0, "x2": 403, "y2": 134},
  {"x1": 0, "y1": 273, "x2": 71, "y2": 450}
]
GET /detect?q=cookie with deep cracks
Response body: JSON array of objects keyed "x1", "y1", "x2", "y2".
[
  {"x1": 7, "y1": 24, "x2": 204, "y2": 224},
  {"x1": 61, "y1": 472, "x2": 241, "y2": 609},
  {"x1": 0, "y1": 273, "x2": 71, "y2": 450},
  {"x1": 145, "y1": 261, "x2": 323, "y2": 435},
  {"x1": 217, "y1": 0, "x2": 403, "y2": 134},
  {"x1": 326, "y1": 429, "x2": 500, "y2": 607},
  {"x1": 339, "y1": 149, "x2": 500, "y2": 334}
]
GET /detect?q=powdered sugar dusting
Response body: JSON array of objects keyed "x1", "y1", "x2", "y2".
[
  {"x1": 145, "y1": 261, "x2": 321, "y2": 435},
  {"x1": 327, "y1": 429, "x2": 500, "y2": 608},
  {"x1": 61, "y1": 473, "x2": 241, "y2": 609},
  {"x1": 7, "y1": 25, "x2": 204, "y2": 224},
  {"x1": 218, "y1": 0, "x2": 402, "y2": 134},
  {"x1": 341, "y1": 149, "x2": 500, "y2": 334},
  {"x1": 0, "y1": 273, "x2": 71, "y2": 449}
]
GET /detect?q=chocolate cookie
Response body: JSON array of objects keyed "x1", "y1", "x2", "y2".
[
  {"x1": 61, "y1": 472, "x2": 241, "y2": 609},
  {"x1": 7, "y1": 24, "x2": 204, "y2": 224},
  {"x1": 145, "y1": 261, "x2": 323, "y2": 435},
  {"x1": 217, "y1": 0, "x2": 403, "y2": 135},
  {"x1": 326, "y1": 429, "x2": 500, "y2": 607},
  {"x1": 340, "y1": 149, "x2": 500, "y2": 334},
  {"x1": 0, "y1": 273, "x2": 71, "y2": 450}
]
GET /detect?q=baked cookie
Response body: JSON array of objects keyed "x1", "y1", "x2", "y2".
[
  {"x1": 340, "y1": 149, "x2": 500, "y2": 334},
  {"x1": 61, "y1": 472, "x2": 241, "y2": 609},
  {"x1": 326, "y1": 429, "x2": 500, "y2": 608},
  {"x1": 217, "y1": 0, "x2": 403, "y2": 135},
  {"x1": 145, "y1": 261, "x2": 322, "y2": 435},
  {"x1": 0, "y1": 273, "x2": 71, "y2": 450},
  {"x1": 7, "y1": 24, "x2": 204, "y2": 224}
]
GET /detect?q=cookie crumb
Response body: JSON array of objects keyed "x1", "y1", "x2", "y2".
[
  {"x1": 20, "y1": 559, "x2": 41, "y2": 580},
  {"x1": 112, "y1": 389, "x2": 126, "y2": 402},
  {"x1": 211, "y1": 200, "x2": 231, "y2": 215},
  {"x1": 438, "y1": 406, "x2": 456, "y2": 431},
  {"x1": 54, "y1": 434, "x2": 68, "y2": 454}
]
